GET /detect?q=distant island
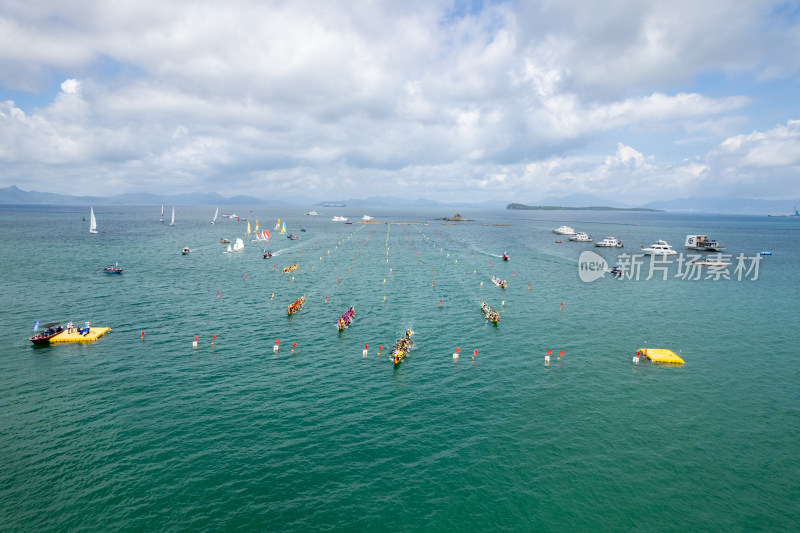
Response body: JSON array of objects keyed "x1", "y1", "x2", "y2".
[
  {"x1": 441, "y1": 213, "x2": 473, "y2": 221},
  {"x1": 506, "y1": 203, "x2": 662, "y2": 212}
]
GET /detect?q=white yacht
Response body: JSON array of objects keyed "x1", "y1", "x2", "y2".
[
  {"x1": 595, "y1": 236, "x2": 623, "y2": 248},
  {"x1": 568, "y1": 232, "x2": 592, "y2": 242},
  {"x1": 641, "y1": 240, "x2": 677, "y2": 255},
  {"x1": 306, "y1": 210, "x2": 320, "y2": 216},
  {"x1": 553, "y1": 225, "x2": 577, "y2": 235},
  {"x1": 362, "y1": 215, "x2": 374, "y2": 221},
  {"x1": 332, "y1": 216, "x2": 348, "y2": 222}
]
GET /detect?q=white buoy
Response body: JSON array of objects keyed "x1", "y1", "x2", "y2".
[
  {"x1": 363, "y1": 344, "x2": 368, "y2": 357},
  {"x1": 453, "y1": 347, "x2": 460, "y2": 359},
  {"x1": 274, "y1": 339, "x2": 280, "y2": 353},
  {"x1": 193, "y1": 336, "x2": 198, "y2": 349},
  {"x1": 544, "y1": 355, "x2": 550, "y2": 365},
  {"x1": 633, "y1": 356, "x2": 640, "y2": 364}
]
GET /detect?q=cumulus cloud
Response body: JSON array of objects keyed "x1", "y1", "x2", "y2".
[{"x1": 0, "y1": 1, "x2": 798, "y2": 201}]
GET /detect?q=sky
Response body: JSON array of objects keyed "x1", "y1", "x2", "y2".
[{"x1": 1, "y1": 0, "x2": 800, "y2": 205}]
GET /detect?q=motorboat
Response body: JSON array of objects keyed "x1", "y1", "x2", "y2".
[
  {"x1": 306, "y1": 210, "x2": 320, "y2": 216},
  {"x1": 29, "y1": 322, "x2": 65, "y2": 344},
  {"x1": 491, "y1": 276, "x2": 507, "y2": 288},
  {"x1": 609, "y1": 265, "x2": 623, "y2": 277},
  {"x1": 595, "y1": 236, "x2": 624, "y2": 248},
  {"x1": 103, "y1": 261, "x2": 123, "y2": 274},
  {"x1": 362, "y1": 215, "x2": 373, "y2": 221},
  {"x1": 685, "y1": 235, "x2": 724, "y2": 252},
  {"x1": 501, "y1": 251, "x2": 510, "y2": 261},
  {"x1": 332, "y1": 216, "x2": 348, "y2": 222},
  {"x1": 182, "y1": 247, "x2": 190, "y2": 255},
  {"x1": 287, "y1": 233, "x2": 298, "y2": 240},
  {"x1": 568, "y1": 232, "x2": 593, "y2": 242},
  {"x1": 641, "y1": 240, "x2": 677, "y2": 255},
  {"x1": 691, "y1": 257, "x2": 731, "y2": 267},
  {"x1": 220, "y1": 238, "x2": 230, "y2": 244},
  {"x1": 481, "y1": 302, "x2": 499, "y2": 323},
  {"x1": 553, "y1": 225, "x2": 577, "y2": 235}
]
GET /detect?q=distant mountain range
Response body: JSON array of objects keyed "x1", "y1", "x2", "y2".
[
  {"x1": 1, "y1": 185, "x2": 798, "y2": 214},
  {"x1": 507, "y1": 203, "x2": 661, "y2": 212}
]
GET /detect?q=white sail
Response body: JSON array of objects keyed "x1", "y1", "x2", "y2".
[
  {"x1": 232, "y1": 238, "x2": 244, "y2": 251},
  {"x1": 89, "y1": 207, "x2": 98, "y2": 234},
  {"x1": 212, "y1": 207, "x2": 218, "y2": 224},
  {"x1": 170, "y1": 207, "x2": 175, "y2": 226},
  {"x1": 160, "y1": 204, "x2": 164, "y2": 222}
]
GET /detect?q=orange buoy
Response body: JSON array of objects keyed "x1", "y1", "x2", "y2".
[
  {"x1": 363, "y1": 344, "x2": 368, "y2": 357},
  {"x1": 141, "y1": 331, "x2": 144, "y2": 339},
  {"x1": 292, "y1": 342, "x2": 297, "y2": 353},
  {"x1": 193, "y1": 336, "x2": 198, "y2": 349},
  {"x1": 453, "y1": 347, "x2": 460, "y2": 359},
  {"x1": 212, "y1": 334, "x2": 216, "y2": 345},
  {"x1": 274, "y1": 339, "x2": 279, "y2": 352}
]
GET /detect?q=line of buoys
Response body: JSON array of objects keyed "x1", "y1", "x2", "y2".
[{"x1": 274, "y1": 339, "x2": 279, "y2": 352}]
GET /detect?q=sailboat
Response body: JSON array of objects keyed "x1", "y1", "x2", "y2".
[
  {"x1": 89, "y1": 207, "x2": 98, "y2": 234},
  {"x1": 160, "y1": 204, "x2": 164, "y2": 223},
  {"x1": 170, "y1": 207, "x2": 175, "y2": 226},
  {"x1": 281, "y1": 222, "x2": 286, "y2": 234},
  {"x1": 275, "y1": 218, "x2": 281, "y2": 230},
  {"x1": 211, "y1": 207, "x2": 218, "y2": 224},
  {"x1": 246, "y1": 221, "x2": 251, "y2": 235}
]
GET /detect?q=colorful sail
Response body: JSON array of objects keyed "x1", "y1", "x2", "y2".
[
  {"x1": 247, "y1": 221, "x2": 251, "y2": 235},
  {"x1": 281, "y1": 222, "x2": 286, "y2": 234}
]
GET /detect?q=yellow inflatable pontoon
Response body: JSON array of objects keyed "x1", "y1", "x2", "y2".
[{"x1": 639, "y1": 348, "x2": 683, "y2": 365}]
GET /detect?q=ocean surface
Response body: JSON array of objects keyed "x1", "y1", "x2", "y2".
[{"x1": 1, "y1": 205, "x2": 798, "y2": 531}]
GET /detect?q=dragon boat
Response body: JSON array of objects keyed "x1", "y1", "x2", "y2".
[
  {"x1": 481, "y1": 302, "x2": 499, "y2": 322},
  {"x1": 283, "y1": 263, "x2": 298, "y2": 274},
  {"x1": 491, "y1": 275, "x2": 507, "y2": 288},
  {"x1": 391, "y1": 330, "x2": 414, "y2": 365},
  {"x1": 336, "y1": 306, "x2": 356, "y2": 330},
  {"x1": 287, "y1": 295, "x2": 305, "y2": 315}
]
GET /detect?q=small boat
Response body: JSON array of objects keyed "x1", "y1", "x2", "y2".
[
  {"x1": 569, "y1": 232, "x2": 593, "y2": 242},
  {"x1": 595, "y1": 236, "x2": 623, "y2": 247},
  {"x1": 362, "y1": 215, "x2": 373, "y2": 221},
  {"x1": 89, "y1": 207, "x2": 98, "y2": 234},
  {"x1": 287, "y1": 295, "x2": 305, "y2": 315},
  {"x1": 211, "y1": 207, "x2": 218, "y2": 224},
  {"x1": 222, "y1": 213, "x2": 237, "y2": 219},
  {"x1": 170, "y1": 207, "x2": 175, "y2": 227},
  {"x1": 501, "y1": 251, "x2": 510, "y2": 261},
  {"x1": 685, "y1": 235, "x2": 724, "y2": 252},
  {"x1": 609, "y1": 265, "x2": 623, "y2": 277},
  {"x1": 220, "y1": 238, "x2": 230, "y2": 244},
  {"x1": 287, "y1": 233, "x2": 298, "y2": 240},
  {"x1": 491, "y1": 276, "x2": 507, "y2": 288},
  {"x1": 332, "y1": 216, "x2": 348, "y2": 222},
  {"x1": 263, "y1": 250, "x2": 273, "y2": 258},
  {"x1": 300, "y1": 228, "x2": 307, "y2": 232},
  {"x1": 29, "y1": 322, "x2": 65, "y2": 344},
  {"x1": 691, "y1": 257, "x2": 732, "y2": 267},
  {"x1": 103, "y1": 261, "x2": 123, "y2": 274},
  {"x1": 555, "y1": 240, "x2": 563, "y2": 243},
  {"x1": 641, "y1": 240, "x2": 677, "y2": 255},
  {"x1": 553, "y1": 225, "x2": 576, "y2": 235},
  {"x1": 391, "y1": 330, "x2": 414, "y2": 364},
  {"x1": 336, "y1": 306, "x2": 356, "y2": 330},
  {"x1": 283, "y1": 264, "x2": 298, "y2": 274},
  {"x1": 481, "y1": 302, "x2": 499, "y2": 322},
  {"x1": 160, "y1": 204, "x2": 164, "y2": 223},
  {"x1": 306, "y1": 210, "x2": 320, "y2": 216},
  {"x1": 760, "y1": 251, "x2": 772, "y2": 255},
  {"x1": 182, "y1": 247, "x2": 190, "y2": 255}
]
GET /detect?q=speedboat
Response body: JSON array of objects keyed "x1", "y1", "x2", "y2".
[
  {"x1": 553, "y1": 225, "x2": 577, "y2": 235},
  {"x1": 332, "y1": 216, "x2": 348, "y2": 222},
  {"x1": 29, "y1": 322, "x2": 65, "y2": 344},
  {"x1": 641, "y1": 240, "x2": 677, "y2": 255},
  {"x1": 609, "y1": 265, "x2": 623, "y2": 277},
  {"x1": 287, "y1": 233, "x2": 298, "y2": 240},
  {"x1": 306, "y1": 210, "x2": 320, "y2": 216},
  {"x1": 501, "y1": 251, "x2": 510, "y2": 261},
  {"x1": 263, "y1": 250, "x2": 272, "y2": 258},
  {"x1": 103, "y1": 262, "x2": 123, "y2": 274},
  {"x1": 595, "y1": 236, "x2": 623, "y2": 248},
  {"x1": 568, "y1": 232, "x2": 592, "y2": 242},
  {"x1": 362, "y1": 215, "x2": 373, "y2": 221},
  {"x1": 685, "y1": 235, "x2": 724, "y2": 252},
  {"x1": 182, "y1": 247, "x2": 190, "y2": 255},
  {"x1": 220, "y1": 238, "x2": 230, "y2": 244},
  {"x1": 691, "y1": 257, "x2": 731, "y2": 267}
]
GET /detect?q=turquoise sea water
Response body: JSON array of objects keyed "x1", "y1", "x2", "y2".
[{"x1": 1, "y1": 205, "x2": 798, "y2": 531}]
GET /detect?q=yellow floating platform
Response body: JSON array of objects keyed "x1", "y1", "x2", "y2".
[
  {"x1": 639, "y1": 348, "x2": 683, "y2": 365},
  {"x1": 50, "y1": 327, "x2": 111, "y2": 344}
]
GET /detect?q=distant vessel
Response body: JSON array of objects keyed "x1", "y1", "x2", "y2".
[
  {"x1": 306, "y1": 210, "x2": 320, "y2": 216},
  {"x1": 641, "y1": 240, "x2": 677, "y2": 255},
  {"x1": 595, "y1": 236, "x2": 623, "y2": 248},
  {"x1": 211, "y1": 207, "x2": 218, "y2": 224},
  {"x1": 160, "y1": 204, "x2": 164, "y2": 223},
  {"x1": 685, "y1": 235, "x2": 724, "y2": 252},
  {"x1": 332, "y1": 216, "x2": 348, "y2": 222},
  {"x1": 691, "y1": 257, "x2": 731, "y2": 267},
  {"x1": 170, "y1": 207, "x2": 175, "y2": 226},
  {"x1": 103, "y1": 261, "x2": 123, "y2": 274},
  {"x1": 793, "y1": 207, "x2": 800, "y2": 216},
  {"x1": 362, "y1": 215, "x2": 373, "y2": 221},
  {"x1": 569, "y1": 232, "x2": 592, "y2": 242},
  {"x1": 767, "y1": 214, "x2": 786, "y2": 217},
  {"x1": 553, "y1": 225, "x2": 576, "y2": 235},
  {"x1": 89, "y1": 207, "x2": 98, "y2": 234}
]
